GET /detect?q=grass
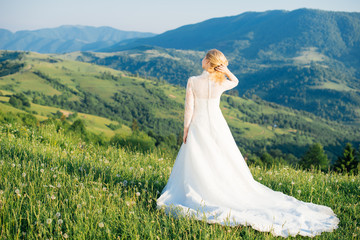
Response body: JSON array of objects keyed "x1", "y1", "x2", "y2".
[
  {"x1": 0, "y1": 121, "x2": 359, "y2": 239},
  {"x1": 0, "y1": 100, "x2": 131, "y2": 138}
]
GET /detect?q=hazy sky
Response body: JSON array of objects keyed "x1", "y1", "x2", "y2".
[{"x1": 1, "y1": 0, "x2": 359, "y2": 34}]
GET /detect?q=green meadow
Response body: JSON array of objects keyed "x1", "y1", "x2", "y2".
[{"x1": 0, "y1": 116, "x2": 359, "y2": 239}]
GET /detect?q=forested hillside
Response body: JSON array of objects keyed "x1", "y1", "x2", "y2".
[
  {"x1": 74, "y1": 9, "x2": 360, "y2": 124},
  {"x1": 0, "y1": 50, "x2": 359, "y2": 165}
]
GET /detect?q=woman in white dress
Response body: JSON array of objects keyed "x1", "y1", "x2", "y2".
[{"x1": 156, "y1": 49, "x2": 339, "y2": 237}]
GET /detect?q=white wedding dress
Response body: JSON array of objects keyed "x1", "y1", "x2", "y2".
[{"x1": 156, "y1": 70, "x2": 339, "y2": 237}]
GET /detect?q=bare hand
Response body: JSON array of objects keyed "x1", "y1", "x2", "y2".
[
  {"x1": 214, "y1": 64, "x2": 230, "y2": 75},
  {"x1": 183, "y1": 128, "x2": 189, "y2": 144}
]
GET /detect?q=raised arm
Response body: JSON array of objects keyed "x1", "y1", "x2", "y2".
[
  {"x1": 183, "y1": 77, "x2": 194, "y2": 143},
  {"x1": 215, "y1": 64, "x2": 239, "y2": 91}
]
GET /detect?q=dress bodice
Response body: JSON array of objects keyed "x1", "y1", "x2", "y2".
[{"x1": 184, "y1": 70, "x2": 239, "y2": 129}]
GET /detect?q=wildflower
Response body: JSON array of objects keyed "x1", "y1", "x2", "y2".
[
  {"x1": 41, "y1": 163, "x2": 45, "y2": 167},
  {"x1": 12, "y1": 163, "x2": 15, "y2": 167},
  {"x1": 58, "y1": 219, "x2": 63, "y2": 224},
  {"x1": 136, "y1": 192, "x2": 140, "y2": 197},
  {"x1": 53, "y1": 174, "x2": 57, "y2": 178},
  {"x1": 40, "y1": 169, "x2": 44, "y2": 173},
  {"x1": 123, "y1": 180, "x2": 128, "y2": 186},
  {"x1": 99, "y1": 222, "x2": 105, "y2": 228},
  {"x1": 15, "y1": 189, "x2": 20, "y2": 194},
  {"x1": 56, "y1": 212, "x2": 61, "y2": 218},
  {"x1": 279, "y1": 183, "x2": 282, "y2": 186},
  {"x1": 158, "y1": 158, "x2": 163, "y2": 161},
  {"x1": 291, "y1": 181, "x2": 295, "y2": 185},
  {"x1": 104, "y1": 159, "x2": 109, "y2": 164},
  {"x1": 77, "y1": 204, "x2": 82, "y2": 209},
  {"x1": 51, "y1": 195, "x2": 56, "y2": 200},
  {"x1": 297, "y1": 190, "x2": 301, "y2": 194},
  {"x1": 46, "y1": 219, "x2": 52, "y2": 224},
  {"x1": 148, "y1": 165, "x2": 152, "y2": 169},
  {"x1": 103, "y1": 187, "x2": 107, "y2": 191},
  {"x1": 140, "y1": 168, "x2": 144, "y2": 172},
  {"x1": 0, "y1": 160, "x2": 4, "y2": 165},
  {"x1": 63, "y1": 233, "x2": 69, "y2": 238},
  {"x1": 116, "y1": 174, "x2": 121, "y2": 177},
  {"x1": 129, "y1": 167, "x2": 133, "y2": 170},
  {"x1": 57, "y1": 183, "x2": 61, "y2": 188},
  {"x1": 258, "y1": 177, "x2": 262, "y2": 181},
  {"x1": 0, "y1": 190, "x2": 3, "y2": 195}
]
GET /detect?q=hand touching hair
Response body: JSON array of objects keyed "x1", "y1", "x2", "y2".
[{"x1": 204, "y1": 49, "x2": 229, "y2": 83}]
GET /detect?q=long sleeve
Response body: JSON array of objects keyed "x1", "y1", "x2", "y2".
[
  {"x1": 221, "y1": 77, "x2": 239, "y2": 92},
  {"x1": 184, "y1": 77, "x2": 195, "y2": 129}
]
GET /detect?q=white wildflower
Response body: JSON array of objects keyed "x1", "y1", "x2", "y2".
[
  {"x1": 123, "y1": 180, "x2": 128, "y2": 186},
  {"x1": 46, "y1": 219, "x2": 52, "y2": 224},
  {"x1": 99, "y1": 222, "x2": 104, "y2": 228},
  {"x1": 136, "y1": 192, "x2": 140, "y2": 197}
]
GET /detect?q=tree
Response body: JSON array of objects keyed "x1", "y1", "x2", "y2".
[
  {"x1": 333, "y1": 143, "x2": 359, "y2": 174},
  {"x1": 9, "y1": 93, "x2": 30, "y2": 109},
  {"x1": 299, "y1": 143, "x2": 329, "y2": 171},
  {"x1": 69, "y1": 119, "x2": 86, "y2": 135},
  {"x1": 131, "y1": 118, "x2": 139, "y2": 133}
]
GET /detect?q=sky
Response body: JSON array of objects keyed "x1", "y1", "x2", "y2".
[{"x1": 0, "y1": 0, "x2": 359, "y2": 34}]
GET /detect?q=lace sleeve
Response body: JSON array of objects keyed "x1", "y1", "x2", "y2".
[
  {"x1": 221, "y1": 77, "x2": 239, "y2": 91},
  {"x1": 184, "y1": 77, "x2": 195, "y2": 129}
]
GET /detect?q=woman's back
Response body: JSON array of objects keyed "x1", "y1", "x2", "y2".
[
  {"x1": 190, "y1": 71, "x2": 239, "y2": 100},
  {"x1": 184, "y1": 70, "x2": 239, "y2": 130}
]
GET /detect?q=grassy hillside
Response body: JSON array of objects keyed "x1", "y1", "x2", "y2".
[
  {"x1": 0, "y1": 113, "x2": 359, "y2": 239},
  {"x1": 0, "y1": 50, "x2": 359, "y2": 163}
]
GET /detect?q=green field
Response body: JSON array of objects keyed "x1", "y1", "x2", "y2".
[{"x1": 0, "y1": 117, "x2": 359, "y2": 239}]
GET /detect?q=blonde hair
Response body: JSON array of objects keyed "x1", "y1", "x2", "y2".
[{"x1": 205, "y1": 49, "x2": 228, "y2": 84}]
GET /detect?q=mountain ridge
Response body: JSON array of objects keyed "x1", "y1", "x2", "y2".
[{"x1": 0, "y1": 25, "x2": 157, "y2": 53}]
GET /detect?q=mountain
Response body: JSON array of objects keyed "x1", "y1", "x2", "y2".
[
  {"x1": 86, "y1": 8, "x2": 360, "y2": 125},
  {"x1": 0, "y1": 50, "x2": 359, "y2": 162},
  {"x1": 0, "y1": 25, "x2": 156, "y2": 53},
  {"x1": 103, "y1": 8, "x2": 360, "y2": 64}
]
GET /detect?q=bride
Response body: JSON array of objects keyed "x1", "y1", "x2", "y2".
[{"x1": 156, "y1": 49, "x2": 339, "y2": 237}]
